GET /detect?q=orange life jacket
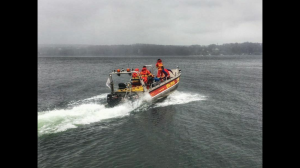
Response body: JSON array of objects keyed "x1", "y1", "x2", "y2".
[
  {"x1": 140, "y1": 67, "x2": 153, "y2": 84},
  {"x1": 140, "y1": 68, "x2": 152, "y2": 76},
  {"x1": 156, "y1": 60, "x2": 164, "y2": 70},
  {"x1": 132, "y1": 68, "x2": 139, "y2": 78}
]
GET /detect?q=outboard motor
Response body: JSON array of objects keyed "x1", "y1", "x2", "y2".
[
  {"x1": 118, "y1": 83, "x2": 126, "y2": 89},
  {"x1": 107, "y1": 93, "x2": 122, "y2": 107}
]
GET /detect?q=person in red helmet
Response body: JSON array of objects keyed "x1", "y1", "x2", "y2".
[
  {"x1": 131, "y1": 68, "x2": 140, "y2": 87},
  {"x1": 155, "y1": 59, "x2": 164, "y2": 78},
  {"x1": 140, "y1": 66, "x2": 154, "y2": 88}
]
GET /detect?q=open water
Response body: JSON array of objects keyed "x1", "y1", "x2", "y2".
[{"x1": 38, "y1": 55, "x2": 262, "y2": 168}]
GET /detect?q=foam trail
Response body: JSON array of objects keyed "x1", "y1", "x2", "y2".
[
  {"x1": 38, "y1": 92, "x2": 205, "y2": 135},
  {"x1": 67, "y1": 94, "x2": 108, "y2": 107},
  {"x1": 153, "y1": 90, "x2": 206, "y2": 108},
  {"x1": 38, "y1": 93, "x2": 150, "y2": 136}
]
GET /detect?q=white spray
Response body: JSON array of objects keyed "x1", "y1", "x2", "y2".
[{"x1": 38, "y1": 91, "x2": 205, "y2": 135}]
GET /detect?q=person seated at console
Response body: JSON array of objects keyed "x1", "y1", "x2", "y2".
[{"x1": 131, "y1": 68, "x2": 141, "y2": 87}]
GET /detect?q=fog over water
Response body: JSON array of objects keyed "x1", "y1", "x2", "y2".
[{"x1": 38, "y1": 0, "x2": 262, "y2": 45}]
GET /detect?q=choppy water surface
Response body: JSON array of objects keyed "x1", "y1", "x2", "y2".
[{"x1": 38, "y1": 55, "x2": 262, "y2": 168}]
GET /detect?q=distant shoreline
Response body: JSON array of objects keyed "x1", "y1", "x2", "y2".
[
  {"x1": 38, "y1": 42, "x2": 262, "y2": 57},
  {"x1": 38, "y1": 54, "x2": 262, "y2": 58}
]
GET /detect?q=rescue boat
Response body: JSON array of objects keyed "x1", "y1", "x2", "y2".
[{"x1": 106, "y1": 65, "x2": 181, "y2": 107}]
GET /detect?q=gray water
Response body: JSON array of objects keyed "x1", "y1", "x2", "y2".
[{"x1": 38, "y1": 55, "x2": 262, "y2": 168}]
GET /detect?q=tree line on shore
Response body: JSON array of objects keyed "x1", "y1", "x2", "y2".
[{"x1": 38, "y1": 42, "x2": 262, "y2": 56}]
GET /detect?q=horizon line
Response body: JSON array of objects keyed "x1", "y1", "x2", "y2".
[{"x1": 38, "y1": 42, "x2": 262, "y2": 46}]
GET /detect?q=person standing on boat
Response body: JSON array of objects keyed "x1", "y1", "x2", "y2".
[
  {"x1": 140, "y1": 66, "x2": 154, "y2": 86},
  {"x1": 155, "y1": 59, "x2": 164, "y2": 78}
]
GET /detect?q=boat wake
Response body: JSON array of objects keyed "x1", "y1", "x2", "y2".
[
  {"x1": 153, "y1": 90, "x2": 206, "y2": 108},
  {"x1": 38, "y1": 91, "x2": 206, "y2": 136}
]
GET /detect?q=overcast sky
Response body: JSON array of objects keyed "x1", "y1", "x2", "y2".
[{"x1": 38, "y1": 0, "x2": 262, "y2": 45}]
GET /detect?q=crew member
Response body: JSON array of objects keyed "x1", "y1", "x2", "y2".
[
  {"x1": 166, "y1": 68, "x2": 174, "y2": 75},
  {"x1": 132, "y1": 68, "x2": 139, "y2": 78},
  {"x1": 160, "y1": 67, "x2": 170, "y2": 81},
  {"x1": 140, "y1": 66, "x2": 154, "y2": 88},
  {"x1": 155, "y1": 59, "x2": 164, "y2": 78},
  {"x1": 131, "y1": 68, "x2": 140, "y2": 87}
]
